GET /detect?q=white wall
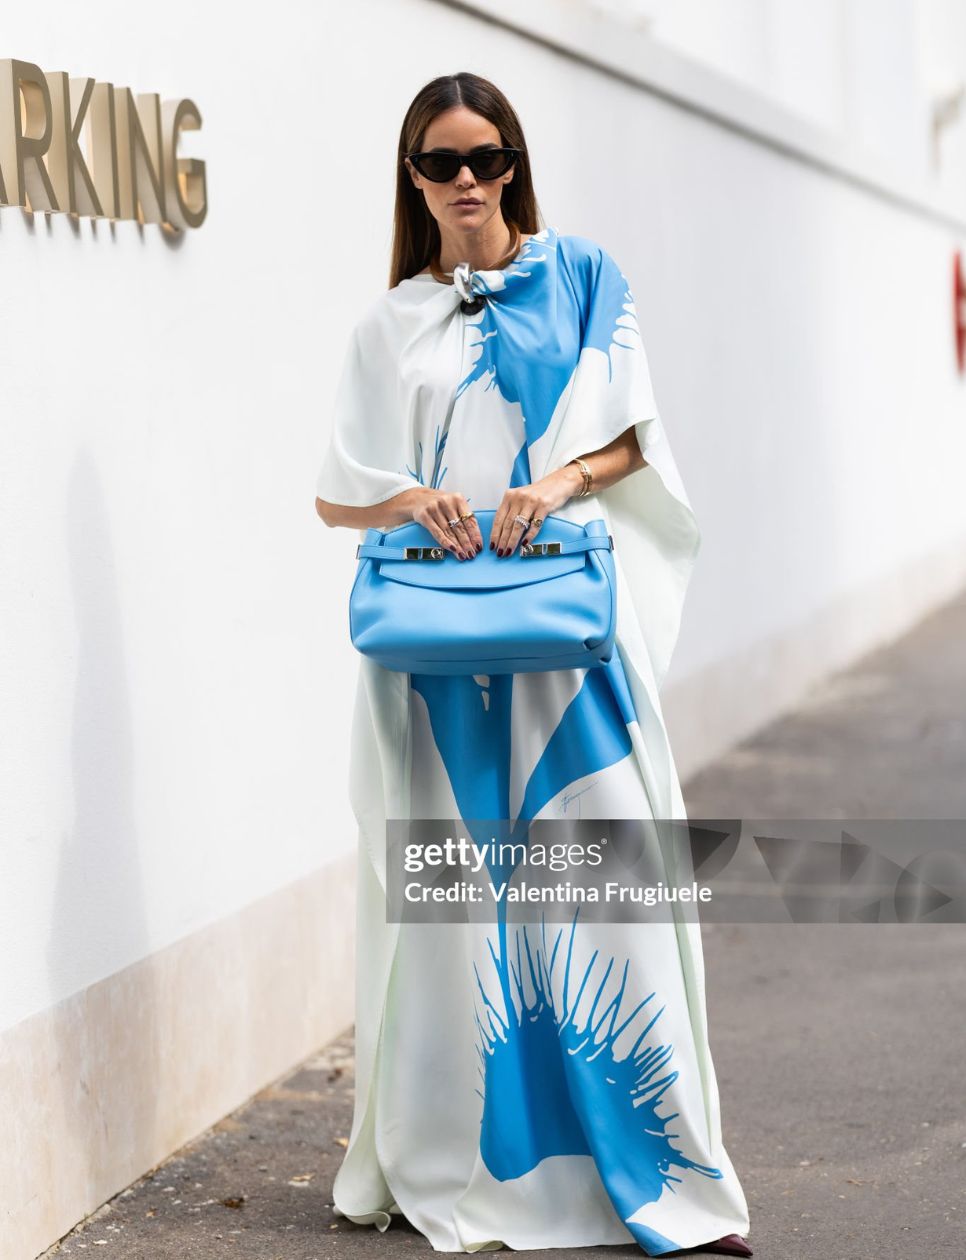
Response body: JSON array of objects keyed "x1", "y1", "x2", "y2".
[
  {"x1": 3, "y1": 0, "x2": 966, "y2": 1030},
  {"x1": 917, "y1": 0, "x2": 966, "y2": 190},
  {"x1": 3, "y1": 0, "x2": 966, "y2": 1029},
  {"x1": 2, "y1": 0, "x2": 966, "y2": 1250},
  {"x1": 591, "y1": 0, "x2": 966, "y2": 196},
  {"x1": 0, "y1": 3, "x2": 384, "y2": 1034}
]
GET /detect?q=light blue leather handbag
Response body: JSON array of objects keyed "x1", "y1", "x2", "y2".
[{"x1": 349, "y1": 509, "x2": 616, "y2": 675}]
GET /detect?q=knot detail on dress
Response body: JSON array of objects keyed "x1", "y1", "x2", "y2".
[{"x1": 453, "y1": 261, "x2": 488, "y2": 314}]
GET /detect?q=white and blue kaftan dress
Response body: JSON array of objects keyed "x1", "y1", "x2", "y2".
[{"x1": 315, "y1": 225, "x2": 751, "y2": 1255}]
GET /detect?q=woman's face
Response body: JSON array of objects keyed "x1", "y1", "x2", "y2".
[{"x1": 405, "y1": 106, "x2": 515, "y2": 236}]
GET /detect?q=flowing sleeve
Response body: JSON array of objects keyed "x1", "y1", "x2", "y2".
[
  {"x1": 315, "y1": 309, "x2": 423, "y2": 509},
  {"x1": 546, "y1": 239, "x2": 703, "y2": 691}
]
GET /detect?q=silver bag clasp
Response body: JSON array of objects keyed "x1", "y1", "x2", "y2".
[
  {"x1": 404, "y1": 546, "x2": 445, "y2": 560},
  {"x1": 520, "y1": 541, "x2": 562, "y2": 557}
]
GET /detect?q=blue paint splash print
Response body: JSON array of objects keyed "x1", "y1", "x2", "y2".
[
  {"x1": 360, "y1": 226, "x2": 749, "y2": 1253},
  {"x1": 405, "y1": 421, "x2": 450, "y2": 489},
  {"x1": 405, "y1": 230, "x2": 725, "y2": 1250},
  {"x1": 412, "y1": 652, "x2": 722, "y2": 1252},
  {"x1": 474, "y1": 910, "x2": 725, "y2": 1255}
]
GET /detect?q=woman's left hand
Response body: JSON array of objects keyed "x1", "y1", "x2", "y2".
[{"x1": 490, "y1": 464, "x2": 585, "y2": 556}]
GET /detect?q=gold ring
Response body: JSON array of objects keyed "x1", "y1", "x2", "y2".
[{"x1": 459, "y1": 511, "x2": 475, "y2": 521}]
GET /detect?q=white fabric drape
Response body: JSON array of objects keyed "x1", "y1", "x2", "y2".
[{"x1": 314, "y1": 226, "x2": 749, "y2": 1256}]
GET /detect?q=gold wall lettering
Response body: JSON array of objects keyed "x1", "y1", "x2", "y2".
[{"x1": 0, "y1": 57, "x2": 206, "y2": 230}]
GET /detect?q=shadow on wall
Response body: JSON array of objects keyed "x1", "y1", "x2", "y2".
[{"x1": 42, "y1": 447, "x2": 163, "y2": 1239}]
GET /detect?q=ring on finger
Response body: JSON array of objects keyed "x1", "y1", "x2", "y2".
[{"x1": 512, "y1": 514, "x2": 531, "y2": 529}]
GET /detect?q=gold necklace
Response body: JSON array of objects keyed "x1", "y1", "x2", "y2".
[{"x1": 429, "y1": 220, "x2": 522, "y2": 284}]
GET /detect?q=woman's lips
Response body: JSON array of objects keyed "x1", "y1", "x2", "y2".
[{"x1": 454, "y1": 200, "x2": 481, "y2": 206}]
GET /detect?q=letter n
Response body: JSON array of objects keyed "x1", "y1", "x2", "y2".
[{"x1": 115, "y1": 87, "x2": 166, "y2": 223}]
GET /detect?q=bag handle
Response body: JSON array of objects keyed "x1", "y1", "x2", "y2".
[{"x1": 356, "y1": 533, "x2": 613, "y2": 562}]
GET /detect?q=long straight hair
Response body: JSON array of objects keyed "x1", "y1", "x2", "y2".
[{"x1": 389, "y1": 73, "x2": 543, "y2": 290}]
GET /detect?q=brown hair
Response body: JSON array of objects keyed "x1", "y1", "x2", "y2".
[{"x1": 389, "y1": 72, "x2": 543, "y2": 290}]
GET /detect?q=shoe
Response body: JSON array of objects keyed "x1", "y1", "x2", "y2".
[
  {"x1": 664, "y1": 1234, "x2": 755, "y2": 1254},
  {"x1": 664, "y1": 1235, "x2": 753, "y2": 1258},
  {"x1": 705, "y1": 1235, "x2": 753, "y2": 1257}
]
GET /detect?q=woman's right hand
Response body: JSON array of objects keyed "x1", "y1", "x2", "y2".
[{"x1": 410, "y1": 488, "x2": 484, "y2": 560}]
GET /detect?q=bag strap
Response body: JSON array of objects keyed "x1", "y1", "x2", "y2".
[{"x1": 356, "y1": 534, "x2": 613, "y2": 561}]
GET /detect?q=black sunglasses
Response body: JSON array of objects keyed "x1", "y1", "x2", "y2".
[{"x1": 405, "y1": 147, "x2": 521, "y2": 183}]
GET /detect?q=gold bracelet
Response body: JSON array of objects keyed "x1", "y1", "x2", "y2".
[{"x1": 569, "y1": 456, "x2": 593, "y2": 497}]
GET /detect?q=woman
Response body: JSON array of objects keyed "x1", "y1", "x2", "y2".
[{"x1": 314, "y1": 72, "x2": 753, "y2": 1258}]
